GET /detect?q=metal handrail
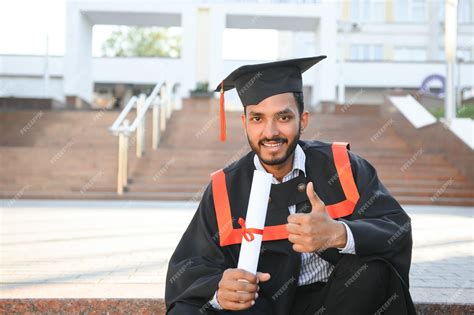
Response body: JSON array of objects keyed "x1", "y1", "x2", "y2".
[
  {"x1": 129, "y1": 83, "x2": 161, "y2": 132},
  {"x1": 109, "y1": 81, "x2": 178, "y2": 195},
  {"x1": 109, "y1": 96, "x2": 138, "y2": 134}
]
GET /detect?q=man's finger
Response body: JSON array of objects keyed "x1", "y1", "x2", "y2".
[
  {"x1": 306, "y1": 182, "x2": 325, "y2": 212},
  {"x1": 226, "y1": 269, "x2": 257, "y2": 283},
  {"x1": 292, "y1": 243, "x2": 308, "y2": 253},
  {"x1": 288, "y1": 233, "x2": 304, "y2": 245},
  {"x1": 287, "y1": 213, "x2": 310, "y2": 225},
  {"x1": 222, "y1": 280, "x2": 258, "y2": 293},
  {"x1": 220, "y1": 290, "x2": 256, "y2": 303},
  {"x1": 223, "y1": 300, "x2": 255, "y2": 311},
  {"x1": 286, "y1": 222, "x2": 302, "y2": 235}
]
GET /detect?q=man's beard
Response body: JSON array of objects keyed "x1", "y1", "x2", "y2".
[{"x1": 248, "y1": 126, "x2": 301, "y2": 166}]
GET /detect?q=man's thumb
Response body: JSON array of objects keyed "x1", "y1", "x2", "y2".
[
  {"x1": 256, "y1": 272, "x2": 271, "y2": 283},
  {"x1": 306, "y1": 182, "x2": 325, "y2": 211}
]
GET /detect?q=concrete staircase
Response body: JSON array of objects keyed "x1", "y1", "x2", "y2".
[
  {"x1": 1, "y1": 100, "x2": 473, "y2": 206},
  {"x1": 0, "y1": 110, "x2": 128, "y2": 198}
]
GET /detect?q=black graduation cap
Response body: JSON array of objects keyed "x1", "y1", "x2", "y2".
[{"x1": 214, "y1": 55, "x2": 326, "y2": 142}]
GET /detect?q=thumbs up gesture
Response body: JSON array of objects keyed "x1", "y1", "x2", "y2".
[{"x1": 286, "y1": 182, "x2": 347, "y2": 253}]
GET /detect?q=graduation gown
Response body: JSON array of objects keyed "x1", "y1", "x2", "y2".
[{"x1": 165, "y1": 140, "x2": 415, "y2": 314}]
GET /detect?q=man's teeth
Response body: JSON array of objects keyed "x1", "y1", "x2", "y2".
[{"x1": 262, "y1": 142, "x2": 283, "y2": 147}]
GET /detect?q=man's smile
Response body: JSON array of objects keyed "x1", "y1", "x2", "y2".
[{"x1": 260, "y1": 139, "x2": 287, "y2": 153}]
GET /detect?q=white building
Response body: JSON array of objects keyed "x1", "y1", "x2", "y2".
[{"x1": 0, "y1": 0, "x2": 473, "y2": 108}]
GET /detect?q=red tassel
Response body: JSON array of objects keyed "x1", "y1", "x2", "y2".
[{"x1": 219, "y1": 81, "x2": 226, "y2": 142}]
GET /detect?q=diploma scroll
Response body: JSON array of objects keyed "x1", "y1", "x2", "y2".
[{"x1": 237, "y1": 170, "x2": 273, "y2": 275}]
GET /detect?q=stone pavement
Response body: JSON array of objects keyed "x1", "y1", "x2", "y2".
[{"x1": 0, "y1": 200, "x2": 473, "y2": 304}]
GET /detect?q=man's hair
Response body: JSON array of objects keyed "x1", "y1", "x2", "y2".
[
  {"x1": 244, "y1": 92, "x2": 304, "y2": 116},
  {"x1": 293, "y1": 92, "x2": 304, "y2": 116}
]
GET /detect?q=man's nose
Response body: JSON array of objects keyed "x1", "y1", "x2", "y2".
[{"x1": 262, "y1": 119, "x2": 279, "y2": 139}]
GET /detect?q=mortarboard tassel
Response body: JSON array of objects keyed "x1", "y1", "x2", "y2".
[{"x1": 219, "y1": 81, "x2": 226, "y2": 142}]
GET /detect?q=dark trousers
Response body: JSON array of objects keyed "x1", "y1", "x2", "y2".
[{"x1": 290, "y1": 255, "x2": 391, "y2": 315}]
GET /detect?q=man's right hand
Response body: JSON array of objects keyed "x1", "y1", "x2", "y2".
[{"x1": 216, "y1": 268, "x2": 271, "y2": 311}]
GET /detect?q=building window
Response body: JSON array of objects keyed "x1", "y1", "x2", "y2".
[
  {"x1": 459, "y1": 0, "x2": 473, "y2": 23},
  {"x1": 394, "y1": 0, "x2": 426, "y2": 22},
  {"x1": 437, "y1": 48, "x2": 472, "y2": 62},
  {"x1": 350, "y1": 44, "x2": 384, "y2": 60},
  {"x1": 351, "y1": 0, "x2": 385, "y2": 22},
  {"x1": 394, "y1": 47, "x2": 427, "y2": 61},
  {"x1": 458, "y1": 48, "x2": 472, "y2": 61},
  {"x1": 438, "y1": 0, "x2": 473, "y2": 23},
  {"x1": 438, "y1": 48, "x2": 446, "y2": 61}
]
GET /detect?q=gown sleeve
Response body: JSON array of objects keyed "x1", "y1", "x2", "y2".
[
  {"x1": 165, "y1": 183, "x2": 233, "y2": 313},
  {"x1": 339, "y1": 151, "x2": 413, "y2": 286}
]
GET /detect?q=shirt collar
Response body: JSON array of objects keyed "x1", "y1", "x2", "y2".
[{"x1": 253, "y1": 143, "x2": 306, "y2": 179}]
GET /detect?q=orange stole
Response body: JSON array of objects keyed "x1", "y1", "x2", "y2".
[{"x1": 211, "y1": 142, "x2": 360, "y2": 247}]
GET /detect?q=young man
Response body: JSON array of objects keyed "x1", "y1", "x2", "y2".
[{"x1": 165, "y1": 56, "x2": 415, "y2": 314}]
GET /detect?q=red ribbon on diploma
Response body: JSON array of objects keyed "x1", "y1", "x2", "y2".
[{"x1": 238, "y1": 217, "x2": 264, "y2": 242}]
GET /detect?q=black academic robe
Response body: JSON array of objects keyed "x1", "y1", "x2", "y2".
[{"x1": 165, "y1": 140, "x2": 415, "y2": 314}]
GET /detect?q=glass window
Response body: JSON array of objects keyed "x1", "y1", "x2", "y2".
[
  {"x1": 438, "y1": 48, "x2": 446, "y2": 61},
  {"x1": 438, "y1": 0, "x2": 472, "y2": 23},
  {"x1": 351, "y1": 0, "x2": 385, "y2": 22},
  {"x1": 394, "y1": 0, "x2": 409, "y2": 21},
  {"x1": 438, "y1": 47, "x2": 473, "y2": 61},
  {"x1": 459, "y1": 0, "x2": 473, "y2": 23},
  {"x1": 438, "y1": 3, "x2": 445, "y2": 21},
  {"x1": 350, "y1": 45, "x2": 364, "y2": 60},
  {"x1": 411, "y1": 0, "x2": 426, "y2": 21},
  {"x1": 394, "y1": 0, "x2": 426, "y2": 22},
  {"x1": 394, "y1": 47, "x2": 427, "y2": 61},
  {"x1": 372, "y1": 1, "x2": 385, "y2": 21},
  {"x1": 457, "y1": 48, "x2": 472, "y2": 61},
  {"x1": 350, "y1": 44, "x2": 384, "y2": 60},
  {"x1": 373, "y1": 45, "x2": 384, "y2": 60}
]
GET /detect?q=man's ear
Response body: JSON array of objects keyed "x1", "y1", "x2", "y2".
[{"x1": 300, "y1": 111, "x2": 309, "y2": 134}]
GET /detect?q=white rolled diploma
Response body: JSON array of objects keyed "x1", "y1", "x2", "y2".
[{"x1": 237, "y1": 170, "x2": 273, "y2": 275}]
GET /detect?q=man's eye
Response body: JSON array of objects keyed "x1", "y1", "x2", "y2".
[
  {"x1": 279, "y1": 116, "x2": 290, "y2": 121},
  {"x1": 251, "y1": 117, "x2": 261, "y2": 122}
]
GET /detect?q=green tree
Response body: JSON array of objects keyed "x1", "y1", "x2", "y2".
[{"x1": 101, "y1": 26, "x2": 181, "y2": 58}]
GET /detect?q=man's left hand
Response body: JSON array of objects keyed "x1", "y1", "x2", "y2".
[{"x1": 286, "y1": 182, "x2": 347, "y2": 253}]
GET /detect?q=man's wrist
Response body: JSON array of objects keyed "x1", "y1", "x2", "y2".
[
  {"x1": 209, "y1": 290, "x2": 223, "y2": 310},
  {"x1": 331, "y1": 221, "x2": 347, "y2": 249}
]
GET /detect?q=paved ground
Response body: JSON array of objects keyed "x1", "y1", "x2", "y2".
[{"x1": 0, "y1": 200, "x2": 473, "y2": 304}]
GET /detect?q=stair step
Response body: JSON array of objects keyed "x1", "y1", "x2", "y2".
[{"x1": 1, "y1": 106, "x2": 472, "y2": 206}]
